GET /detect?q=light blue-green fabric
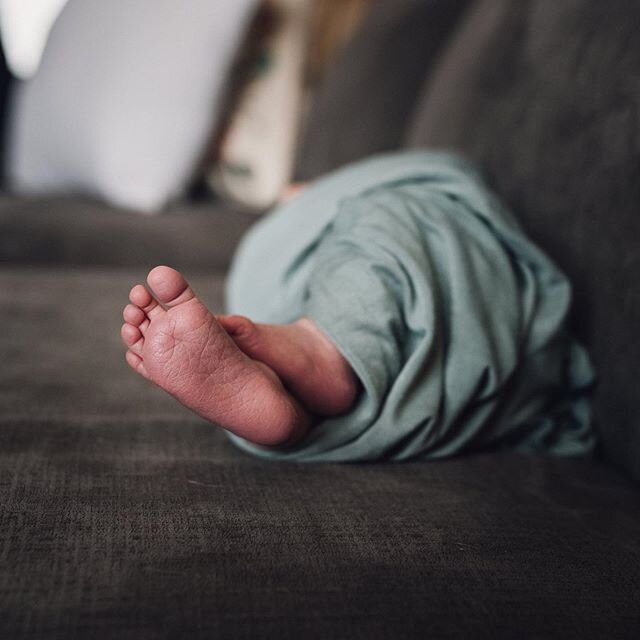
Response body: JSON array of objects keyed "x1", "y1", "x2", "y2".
[{"x1": 226, "y1": 151, "x2": 596, "y2": 462}]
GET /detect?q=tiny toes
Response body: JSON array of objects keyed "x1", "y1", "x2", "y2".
[
  {"x1": 129, "y1": 284, "x2": 152, "y2": 307},
  {"x1": 126, "y1": 350, "x2": 149, "y2": 380},
  {"x1": 123, "y1": 304, "x2": 145, "y2": 326},
  {"x1": 123, "y1": 304, "x2": 150, "y2": 335},
  {"x1": 129, "y1": 284, "x2": 163, "y2": 319},
  {"x1": 121, "y1": 323, "x2": 144, "y2": 354},
  {"x1": 146, "y1": 266, "x2": 195, "y2": 308}
]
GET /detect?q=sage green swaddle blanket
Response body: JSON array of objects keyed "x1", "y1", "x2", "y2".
[{"x1": 226, "y1": 151, "x2": 596, "y2": 462}]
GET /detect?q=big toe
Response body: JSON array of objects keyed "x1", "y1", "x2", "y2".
[{"x1": 147, "y1": 266, "x2": 195, "y2": 307}]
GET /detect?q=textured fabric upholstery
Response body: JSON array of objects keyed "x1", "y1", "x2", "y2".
[
  {"x1": 1, "y1": 270, "x2": 639, "y2": 639},
  {"x1": 0, "y1": 196, "x2": 256, "y2": 270},
  {"x1": 2, "y1": 421, "x2": 639, "y2": 639},
  {"x1": 407, "y1": 0, "x2": 640, "y2": 481},
  {"x1": 293, "y1": 0, "x2": 472, "y2": 181},
  {"x1": 0, "y1": 269, "x2": 226, "y2": 419}
]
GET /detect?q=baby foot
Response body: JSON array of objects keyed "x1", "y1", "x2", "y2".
[
  {"x1": 121, "y1": 266, "x2": 310, "y2": 447},
  {"x1": 217, "y1": 315, "x2": 360, "y2": 417}
]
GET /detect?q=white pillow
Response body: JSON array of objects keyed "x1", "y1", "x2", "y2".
[
  {"x1": 0, "y1": 0, "x2": 70, "y2": 79},
  {"x1": 6, "y1": 0, "x2": 258, "y2": 213}
]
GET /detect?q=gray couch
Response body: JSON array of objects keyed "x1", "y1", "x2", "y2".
[{"x1": 1, "y1": 1, "x2": 639, "y2": 638}]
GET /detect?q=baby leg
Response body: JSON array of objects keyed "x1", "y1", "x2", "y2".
[{"x1": 217, "y1": 314, "x2": 360, "y2": 416}]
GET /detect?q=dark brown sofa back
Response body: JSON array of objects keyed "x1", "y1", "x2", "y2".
[{"x1": 407, "y1": 0, "x2": 640, "y2": 481}]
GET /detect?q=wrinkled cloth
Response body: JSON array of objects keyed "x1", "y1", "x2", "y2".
[{"x1": 226, "y1": 151, "x2": 596, "y2": 462}]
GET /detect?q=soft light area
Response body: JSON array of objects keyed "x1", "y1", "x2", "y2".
[{"x1": 0, "y1": 0, "x2": 68, "y2": 78}]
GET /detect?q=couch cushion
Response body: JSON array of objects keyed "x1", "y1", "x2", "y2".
[
  {"x1": 293, "y1": 0, "x2": 472, "y2": 181},
  {"x1": 0, "y1": 196, "x2": 257, "y2": 270},
  {"x1": 1, "y1": 267, "x2": 639, "y2": 638},
  {"x1": 1, "y1": 426, "x2": 639, "y2": 638},
  {"x1": 0, "y1": 267, "x2": 226, "y2": 419},
  {"x1": 407, "y1": 0, "x2": 640, "y2": 482}
]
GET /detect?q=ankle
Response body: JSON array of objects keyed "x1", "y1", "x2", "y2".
[{"x1": 292, "y1": 318, "x2": 360, "y2": 416}]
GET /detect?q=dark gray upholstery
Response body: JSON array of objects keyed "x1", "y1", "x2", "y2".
[
  {"x1": 0, "y1": 196, "x2": 257, "y2": 270},
  {"x1": 2, "y1": 428, "x2": 639, "y2": 639},
  {"x1": 0, "y1": 268, "x2": 226, "y2": 419},
  {"x1": 1, "y1": 270, "x2": 639, "y2": 639},
  {"x1": 407, "y1": 0, "x2": 640, "y2": 482},
  {"x1": 1, "y1": 0, "x2": 639, "y2": 637},
  {"x1": 293, "y1": 0, "x2": 472, "y2": 181}
]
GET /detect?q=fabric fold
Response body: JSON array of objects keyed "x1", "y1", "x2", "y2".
[{"x1": 226, "y1": 151, "x2": 596, "y2": 462}]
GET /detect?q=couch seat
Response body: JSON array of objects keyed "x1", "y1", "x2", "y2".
[{"x1": 1, "y1": 267, "x2": 639, "y2": 639}]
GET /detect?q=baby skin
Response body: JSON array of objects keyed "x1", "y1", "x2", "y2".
[{"x1": 121, "y1": 266, "x2": 359, "y2": 447}]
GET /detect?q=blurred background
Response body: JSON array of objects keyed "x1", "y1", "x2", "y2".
[{"x1": 0, "y1": 0, "x2": 371, "y2": 213}]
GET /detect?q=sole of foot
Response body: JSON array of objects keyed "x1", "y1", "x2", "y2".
[{"x1": 121, "y1": 266, "x2": 310, "y2": 447}]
